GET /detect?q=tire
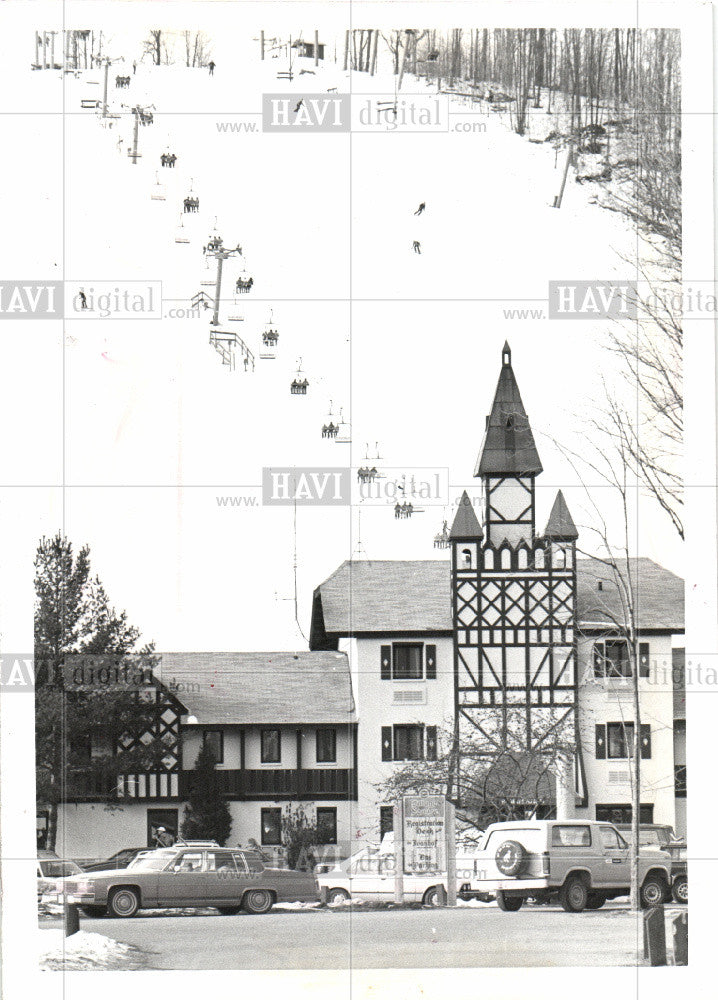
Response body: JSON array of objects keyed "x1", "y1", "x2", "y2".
[
  {"x1": 586, "y1": 892, "x2": 606, "y2": 910},
  {"x1": 641, "y1": 876, "x2": 668, "y2": 908},
  {"x1": 672, "y1": 875, "x2": 688, "y2": 905},
  {"x1": 496, "y1": 890, "x2": 523, "y2": 912},
  {"x1": 108, "y1": 887, "x2": 140, "y2": 918},
  {"x1": 422, "y1": 886, "x2": 442, "y2": 907},
  {"x1": 242, "y1": 889, "x2": 274, "y2": 914},
  {"x1": 328, "y1": 888, "x2": 350, "y2": 904},
  {"x1": 495, "y1": 840, "x2": 527, "y2": 877},
  {"x1": 217, "y1": 906, "x2": 242, "y2": 915},
  {"x1": 559, "y1": 876, "x2": 589, "y2": 913},
  {"x1": 80, "y1": 905, "x2": 107, "y2": 918}
]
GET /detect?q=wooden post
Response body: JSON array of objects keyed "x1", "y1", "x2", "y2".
[
  {"x1": 260, "y1": 30, "x2": 265, "y2": 60},
  {"x1": 314, "y1": 30, "x2": 319, "y2": 67},
  {"x1": 42, "y1": 32, "x2": 47, "y2": 69},
  {"x1": 319, "y1": 885, "x2": 329, "y2": 907},
  {"x1": 35, "y1": 31, "x2": 40, "y2": 67},
  {"x1": 553, "y1": 141, "x2": 573, "y2": 208},
  {"x1": 445, "y1": 798, "x2": 457, "y2": 906},
  {"x1": 343, "y1": 30, "x2": 350, "y2": 71},
  {"x1": 393, "y1": 801, "x2": 404, "y2": 903}
]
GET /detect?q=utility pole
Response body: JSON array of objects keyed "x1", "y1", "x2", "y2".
[
  {"x1": 314, "y1": 30, "x2": 319, "y2": 67},
  {"x1": 204, "y1": 240, "x2": 243, "y2": 327},
  {"x1": 129, "y1": 107, "x2": 140, "y2": 163},
  {"x1": 260, "y1": 30, "x2": 265, "y2": 60},
  {"x1": 102, "y1": 58, "x2": 110, "y2": 117}
]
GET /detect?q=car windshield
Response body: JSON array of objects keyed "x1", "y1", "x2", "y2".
[
  {"x1": 40, "y1": 860, "x2": 81, "y2": 878},
  {"x1": 128, "y1": 850, "x2": 178, "y2": 871}
]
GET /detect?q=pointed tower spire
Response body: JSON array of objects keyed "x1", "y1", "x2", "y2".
[
  {"x1": 450, "y1": 491, "x2": 483, "y2": 540},
  {"x1": 475, "y1": 343, "x2": 543, "y2": 476},
  {"x1": 544, "y1": 490, "x2": 578, "y2": 541}
]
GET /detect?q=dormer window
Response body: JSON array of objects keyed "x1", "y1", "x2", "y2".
[{"x1": 506, "y1": 416, "x2": 514, "y2": 429}]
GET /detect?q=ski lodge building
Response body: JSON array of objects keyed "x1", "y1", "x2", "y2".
[{"x1": 43, "y1": 345, "x2": 686, "y2": 859}]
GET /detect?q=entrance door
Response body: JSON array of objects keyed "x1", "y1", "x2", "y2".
[{"x1": 147, "y1": 808, "x2": 179, "y2": 848}]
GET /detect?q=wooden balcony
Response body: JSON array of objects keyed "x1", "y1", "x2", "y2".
[{"x1": 65, "y1": 768, "x2": 357, "y2": 802}]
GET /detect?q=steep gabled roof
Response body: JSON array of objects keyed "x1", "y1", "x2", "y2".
[
  {"x1": 309, "y1": 557, "x2": 684, "y2": 646},
  {"x1": 450, "y1": 490, "x2": 483, "y2": 539},
  {"x1": 475, "y1": 343, "x2": 543, "y2": 477},
  {"x1": 155, "y1": 651, "x2": 356, "y2": 725},
  {"x1": 544, "y1": 490, "x2": 579, "y2": 541}
]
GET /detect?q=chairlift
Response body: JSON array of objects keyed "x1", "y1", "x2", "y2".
[
  {"x1": 183, "y1": 179, "x2": 199, "y2": 214},
  {"x1": 174, "y1": 214, "x2": 189, "y2": 244},
  {"x1": 334, "y1": 406, "x2": 351, "y2": 445},
  {"x1": 357, "y1": 442, "x2": 384, "y2": 483},
  {"x1": 290, "y1": 358, "x2": 309, "y2": 395},
  {"x1": 160, "y1": 150, "x2": 177, "y2": 168},
  {"x1": 433, "y1": 518, "x2": 451, "y2": 549},
  {"x1": 322, "y1": 400, "x2": 338, "y2": 439},
  {"x1": 235, "y1": 264, "x2": 254, "y2": 294},
  {"x1": 393, "y1": 501, "x2": 424, "y2": 520},
  {"x1": 259, "y1": 310, "x2": 279, "y2": 359},
  {"x1": 150, "y1": 171, "x2": 166, "y2": 201}
]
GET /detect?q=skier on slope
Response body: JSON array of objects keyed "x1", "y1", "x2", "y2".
[{"x1": 414, "y1": 202, "x2": 426, "y2": 215}]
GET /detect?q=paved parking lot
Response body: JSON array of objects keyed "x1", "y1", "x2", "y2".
[{"x1": 40, "y1": 903, "x2": 686, "y2": 969}]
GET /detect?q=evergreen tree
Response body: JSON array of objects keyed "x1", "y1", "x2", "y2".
[
  {"x1": 181, "y1": 741, "x2": 232, "y2": 846},
  {"x1": 35, "y1": 533, "x2": 159, "y2": 851}
]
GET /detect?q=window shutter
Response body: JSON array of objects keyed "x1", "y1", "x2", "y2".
[
  {"x1": 381, "y1": 726, "x2": 393, "y2": 761},
  {"x1": 640, "y1": 724, "x2": 652, "y2": 759},
  {"x1": 593, "y1": 643, "x2": 604, "y2": 677},
  {"x1": 638, "y1": 642, "x2": 650, "y2": 678},
  {"x1": 425, "y1": 645, "x2": 437, "y2": 680},
  {"x1": 380, "y1": 645, "x2": 391, "y2": 680},
  {"x1": 426, "y1": 726, "x2": 438, "y2": 760},
  {"x1": 595, "y1": 724, "x2": 606, "y2": 760}
]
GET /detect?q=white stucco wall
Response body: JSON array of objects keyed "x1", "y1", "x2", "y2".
[
  {"x1": 577, "y1": 633, "x2": 677, "y2": 828},
  {"x1": 340, "y1": 635, "x2": 454, "y2": 849}
]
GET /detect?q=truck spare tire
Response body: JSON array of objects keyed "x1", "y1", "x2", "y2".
[{"x1": 495, "y1": 840, "x2": 527, "y2": 877}]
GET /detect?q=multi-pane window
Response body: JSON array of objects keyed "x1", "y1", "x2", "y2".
[
  {"x1": 393, "y1": 644, "x2": 423, "y2": 680},
  {"x1": 203, "y1": 729, "x2": 224, "y2": 764},
  {"x1": 382, "y1": 725, "x2": 437, "y2": 762},
  {"x1": 261, "y1": 729, "x2": 281, "y2": 763},
  {"x1": 607, "y1": 721, "x2": 634, "y2": 758},
  {"x1": 593, "y1": 641, "x2": 651, "y2": 678},
  {"x1": 316, "y1": 728, "x2": 337, "y2": 763},
  {"x1": 316, "y1": 807, "x2": 337, "y2": 844},
  {"x1": 393, "y1": 725, "x2": 424, "y2": 761},
  {"x1": 261, "y1": 808, "x2": 282, "y2": 845}
]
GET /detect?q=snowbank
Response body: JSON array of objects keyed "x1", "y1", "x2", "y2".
[{"x1": 38, "y1": 929, "x2": 145, "y2": 971}]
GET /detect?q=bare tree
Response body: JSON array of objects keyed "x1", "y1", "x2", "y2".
[
  {"x1": 144, "y1": 30, "x2": 162, "y2": 66},
  {"x1": 376, "y1": 708, "x2": 577, "y2": 837}
]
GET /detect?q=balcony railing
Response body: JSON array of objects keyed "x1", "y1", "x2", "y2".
[
  {"x1": 674, "y1": 764, "x2": 687, "y2": 798},
  {"x1": 180, "y1": 768, "x2": 357, "y2": 801},
  {"x1": 64, "y1": 768, "x2": 357, "y2": 801}
]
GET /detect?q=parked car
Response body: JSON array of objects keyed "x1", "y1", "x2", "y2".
[
  {"x1": 316, "y1": 846, "x2": 454, "y2": 905},
  {"x1": 61, "y1": 844, "x2": 318, "y2": 917},
  {"x1": 461, "y1": 819, "x2": 673, "y2": 912},
  {"x1": 37, "y1": 851, "x2": 84, "y2": 899},
  {"x1": 83, "y1": 848, "x2": 147, "y2": 872},
  {"x1": 616, "y1": 824, "x2": 687, "y2": 904}
]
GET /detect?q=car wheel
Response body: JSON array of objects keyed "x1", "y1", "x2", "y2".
[
  {"x1": 217, "y1": 906, "x2": 242, "y2": 915},
  {"x1": 328, "y1": 888, "x2": 350, "y2": 904},
  {"x1": 559, "y1": 876, "x2": 589, "y2": 913},
  {"x1": 672, "y1": 875, "x2": 688, "y2": 905},
  {"x1": 80, "y1": 905, "x2": 107, "y2": 918},
  {"x1": 496, "y1": 891, "x2": 523, "y2": 912},
  {"x1": 108, "y1": 888, "x2": 140, "y2": 918},
  {"x1": 495, "y1": 840, "x2": 527, "y2": 877},
  {"x1": 586, "y1": 892, "x2": 606, "y2": 910},
  {"x1": 422, "y1": 886, "x2": 442, "y2": 907},
  {"x1": 243, "y1": 889, "x2": 274, "y2": 914},
  {"x1": 641, "y1": 876, "x2": 668, "y2": 908}
]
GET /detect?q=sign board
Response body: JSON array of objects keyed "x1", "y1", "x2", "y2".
[{"x1": 402, "y1": 794, "x2": 446, "y2": 873}]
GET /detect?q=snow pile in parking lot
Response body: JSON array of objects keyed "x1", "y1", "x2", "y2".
[{"x1": 39, "y1": 930, "x2": 145, "y2": 971}]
